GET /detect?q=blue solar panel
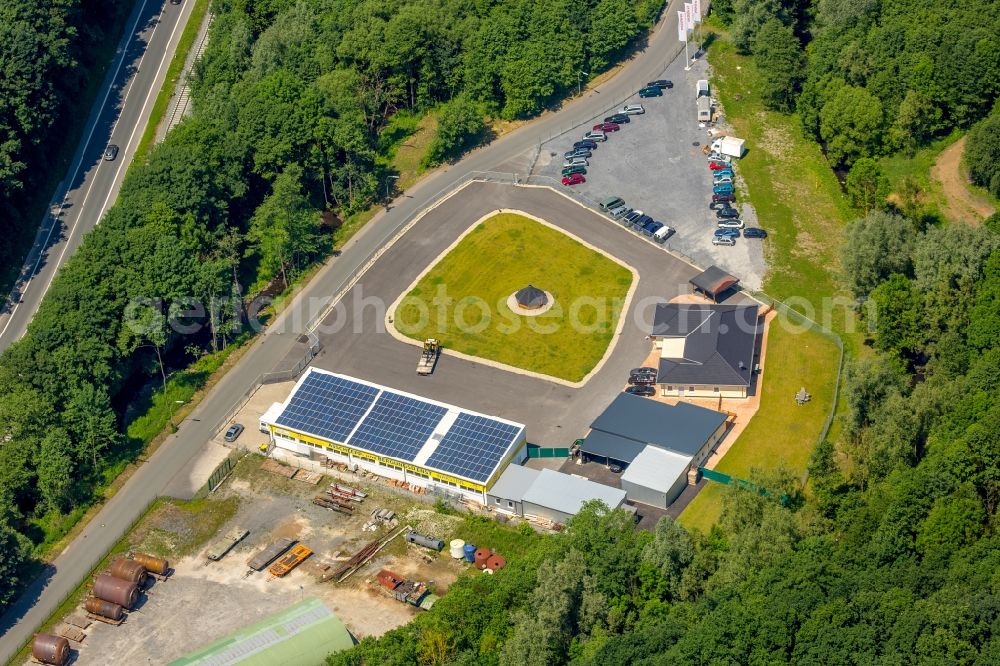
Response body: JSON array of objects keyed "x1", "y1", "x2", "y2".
[
  {"x1": 348, "y1": 392, "x2": 447, "y2": 462},
  {"x1": 275, "y1": 373, "x2": 379, "y2": 442},
  {"x1": 425, "y1": 413, "x2": 522, "y2": 482}
]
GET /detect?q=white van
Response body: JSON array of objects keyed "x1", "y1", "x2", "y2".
[{"x1": 653, "y1": 225, "x2": 674, "y2": 243}]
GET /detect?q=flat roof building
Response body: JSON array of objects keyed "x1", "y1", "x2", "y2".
[
  {"x1": 620, "y1": 446, "x2": 693, "y2": 508},
  {"x1": 486, "y1": 466, "x2": 626, "y2": 525},
  {"x1": 261, "y1": 369, "x2": 527, "y2": 502}
]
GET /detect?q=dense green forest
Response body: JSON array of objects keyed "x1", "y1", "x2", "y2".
[
  {"x1": 331, "y1": 217, "x2": 1000, "y2": 663},
  {"x1": 0, "y1": 0, "x2": 129, "y2": 287},
  {"x1": 0, "y1": 0, "x2": 664, "y2": 611}
]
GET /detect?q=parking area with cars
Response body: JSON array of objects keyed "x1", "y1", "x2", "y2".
[{"x1": 532, "y1": 55, "x2": 766, "y2": 289}]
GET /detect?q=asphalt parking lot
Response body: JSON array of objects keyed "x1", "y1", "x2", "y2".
[
  {"x1": 532, "y1": 52, "x2": 766, "y2": 290},
  {"x1": 308, "y1": 180, "x2": 754, "y2": 447}
]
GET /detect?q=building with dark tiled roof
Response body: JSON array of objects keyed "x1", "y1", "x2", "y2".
[{"x1": 650, "y1": 303, "x2": 760, "y2": 398}]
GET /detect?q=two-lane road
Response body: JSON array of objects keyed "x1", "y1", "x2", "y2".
[
  {"x1": 0, "y1": 0, "x2": 196, "y2": 352},
  {"x1": 0, "y1": 2, "x2": 690, "y2": 661}
]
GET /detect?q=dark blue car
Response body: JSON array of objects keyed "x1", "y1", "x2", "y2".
[
  {"x1": 714, "y1": 228, "x2": 740, "y2": 238},
  {"x1": 642, "y1": 220, "x2": 664, "y2": 236},
  {"x1": 743, "y1": 227, "x2": 768, "y2": 238}
]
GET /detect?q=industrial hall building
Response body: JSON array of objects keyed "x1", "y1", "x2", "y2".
[{"x1": 261, "y1": 368, "x2": 527, "y2": 503}]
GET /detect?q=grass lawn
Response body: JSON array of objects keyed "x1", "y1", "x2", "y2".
[
  {"x1": 394, "y1": 213, "x2": 633, "y2": 382},
  {"x1": 679, "y1": 323, "x2": 840, "y2": 533}
]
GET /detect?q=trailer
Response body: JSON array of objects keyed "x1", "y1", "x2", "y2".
[
  {"x1": 332, "y1": 483, "x2": 366, "y2": 498},
  {"x1": 247, "y1": 538, "x2": 296, "y2": 571},
  {"x1": 711, "y1": 136, "x2": 746, "y2": 159},
  {"x1": 269, "y1": 544, "x2": 312, "y2": 577},
  {"x1": 417, "y1": 339, "x2": 440, "y2": 375},
  {"x1": 697, "y1": 79, "x2": 710, "y2": 98},
  {"x1": 206, "y1": 527, "x2": 249, "y2": 561}
]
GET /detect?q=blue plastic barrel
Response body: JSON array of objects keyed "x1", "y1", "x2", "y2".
[{"x1": 463, "y1": 543, "x2": 476, "y2": 563}]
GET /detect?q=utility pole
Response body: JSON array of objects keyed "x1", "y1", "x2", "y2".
[
  {"x1": 578, "y1": 71, "x2": 589, "y2": 97},
  {"x1": 385, "y1": 175, "x2": 399, "y2": 203}
]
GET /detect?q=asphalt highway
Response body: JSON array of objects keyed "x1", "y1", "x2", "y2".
[
  {"x1": 0, "y1": 0, "x2": 196, "y2": 353},
  {"x1": 0, "y1": 2, "x2": 689, "y2": 660}
]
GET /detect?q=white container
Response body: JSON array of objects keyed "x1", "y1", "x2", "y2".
[{"x1": 449, "y1": 539, "x2": 465, "y2": 559}]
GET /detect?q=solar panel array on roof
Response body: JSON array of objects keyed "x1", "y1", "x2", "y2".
[
  {"x1": 425, "y1": 413, "x2": 523, "y2": 482},
  {"x1": 275, "y1": 373, "x2": 379, "y2": 442},
  {"x1": 347, "y1": 391, "x2": 446, "y2": 461}
]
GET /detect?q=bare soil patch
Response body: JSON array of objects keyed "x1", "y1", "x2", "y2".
[{"x1": 931, "y1": 136, "x2": 994, "y2": 223}]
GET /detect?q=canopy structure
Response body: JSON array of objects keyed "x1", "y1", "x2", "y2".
[
  {"x1": 514, "y1": 284, "x2": 547, "y2": 309},
  {"x1": 689, "y1": 265, "x2": 740, "y2": 302}
]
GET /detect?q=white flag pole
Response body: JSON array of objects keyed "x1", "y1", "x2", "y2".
[{"x1": 678, "y1": 11, "x2": 690, "y2": 71}]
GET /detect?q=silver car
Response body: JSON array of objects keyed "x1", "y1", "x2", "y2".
[
  {"x1": 712, "y1": 236, "x2": 736, "y2": 246},
  {"x1": 622, "y1": 104, "x2": 645, "y2": 115},
  {"x1": 608, "y1": 205, "x2": 631, "y2": 219}
]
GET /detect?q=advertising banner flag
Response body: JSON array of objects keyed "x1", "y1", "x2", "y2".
[
  {"x1": 677, "y1": 10, "x2": 687, "y2": 42},
  {"x1": 685, "y1": 3, "x2": 694, "y2": 31},
  {"x1": 693, "y1": 0, "x2": 702, "y2": 23}
]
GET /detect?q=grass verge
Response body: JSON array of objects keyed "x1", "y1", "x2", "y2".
[
  {"x1": 679, "y1": 324, "x2": 840, "y2": 533},
  {"x1": 394, "y1": 213, "x2": 633, "y2": 381},
  {"x1": 134, "y1": 0, "x2": 212, "y2": 160}
]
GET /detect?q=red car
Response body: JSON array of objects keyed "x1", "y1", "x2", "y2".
[
  {"x1": 593, "y1": 122, "x2": 620, "y2": 133},
  {"x1": 562, "y1": 173, "x2": 585, "y2": 186},
  {"x1": 709, "y1": 161, "x2": 731, "y2": 170}
]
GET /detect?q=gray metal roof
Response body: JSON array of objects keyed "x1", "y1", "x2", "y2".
[
  {"x1": 587, "y1": 394, "x2": 726, "y2": 457},
  {"x1": 521, "y1": 469, "x2": 626, "y2": 516},
  {"x1": 620, "y1": 446, "x2": 692, "y2": 492},
  {"x1": 652, "y1": 304, "x2": 759, "y2": 387},
  {"x1": 487, "y1": 464, "x2": 540, "y2": 500},
  {"x1": 579, "y1": 430, "x2": 647, "y2": 464},
  {"x1": 515, "y1": 284, "x2": 546, "y2": 307}
]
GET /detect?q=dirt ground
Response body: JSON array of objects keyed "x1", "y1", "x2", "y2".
[
  {"x1": 55, "y1": 456, "x2": 468, "y2": 665},
  {"x1": 931, "y1": 137, "x2": 995, "y2": 223}
]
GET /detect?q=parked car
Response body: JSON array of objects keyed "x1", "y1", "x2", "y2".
[
  {"x1": 713, "y1": 168, "x2": 735, "y2": 178},
  {"x1": 706, "y1": 152, "x2": 729, "y2": 162},
  {"x1": 630, "y1": 367, "x2": 657, "y2": 377},
  {"x1": 713, "y1": 184, "x2": 734, "y2": 194},
  {"x1": 608, "y1": 205, "x2": 631, "y2": 219},
  {"x1": 653, "y1": 225, "x2": 674, "y2": 243},
  {"x1": 224, "y1": 423, "x2": 245, "y2": 442},
  {"x1": 562, "y1": 173, "x2": 585, "y2": 186},
  {"x1": 563, "y1": 159, "x2": 588, "y2": 169},
  {"x1": 104, "y1": 144, "x2": 119, "y2": 161},
  {"x1": 574, "y1": 139, "x2": 598, "y2": 149},
  {"x1": 622, "y1": 104, "x2": 645, "y2": 114},
  {"x1": 743, "y1": 227, "x2": 768, "y2": 238},
  {"x1": 631, "y1": 214, "x2": 654, "y2": 230},
  {"x1": 638, "y1": 86, "x2": 662, "y2": 98},
  {"x1": 712, "y1": 236, "x2": 736, "y2": 246},
  {"x1": 711, "y1": 193, "x2": 736, "y2": 204},
  {"x1": 642, "y1": 220, "x2": 664, "y2": 236},
  {"x1": 717, "y1": 218, "x2": 745, "y2": 229},
  {"x1": 708, "y1": 161, "x2": 731, "y2": 170},
  {"x1": 605, "y1": 113, "x2": 630, "y2": 124},
  {"x1": 562, "y1": 165, "x2": 586, "y2": 176},
  {"x1": 623, "y1": 209, "x2": 643, "y2": 225},
  {"x1": 714, "y1": 228, "x2": 741, "y2": 238},
  {"x1": 713, "y1": 175, "x2": 734, "y2": 185},
  {"x1": 600, "y1": 196, "x2": 625, "y2": 210},
  {"x1": 625, "y1": 385, "x2": 656, "y2": 397},
  {"x1": 716, "y1": 206, "x2": 740, "y2": 219},
  {"x1": 583, "y1": 130, "x2": 607, "y2": 142},
  {"x1": 565, "y1": 148, "x2": 592, "y2": 159},
  {"x1": 593, "y1": 122, "x2": 620, "y2": 132},
  {"x1": 628, "y1": 373, "x2": 657, "y2": 385},
  {"x1": 647, "y1": 79, "x2": 673, "y2": 89},
  {"x1": 609, "y1": 463, "x2": 624, "y2": 473}
]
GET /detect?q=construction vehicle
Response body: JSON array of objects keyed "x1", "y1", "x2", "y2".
[
  {"x1": 206, "y1": 527, "x2": 249, "y2": 561},
  {"x1": 269, "y1": 544, "x2": 312, "y2": 577},
  {"x1": 416, "y1": 338, "x2": 440, "y2": 375},
  {"x1": 376, "y1": 569, "x2": 438, "y2": 610}
]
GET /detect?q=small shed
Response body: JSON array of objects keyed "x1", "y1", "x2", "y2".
[
  {"x1": 486, "y1": 464, "x2": 540, "y2": 516},
  {"x1": 514, "y1": 284, "x2": 547, "y2": 309},
  {"x1": 689, "y1": 265, "x2": 740, "y2": 302},
  {"x1": 620, "y1": 446, "x2": 693, "y2": 508},
  {"x1": 521, "y1": 469, "x2": 626, "y2": 524}
]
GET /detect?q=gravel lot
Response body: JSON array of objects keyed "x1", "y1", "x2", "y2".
[{"x1": 532, "y1": 53, "x2": 766, "y2": 290}]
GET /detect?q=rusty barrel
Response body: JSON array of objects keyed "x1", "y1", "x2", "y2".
[
  {"x1": 486, "y1": 554, "x2": 507, "y2": 572},
  {"x1": 31, "y1": 633, "x2": 70, "y2": 665},
  {"x1": 474, "y1": 547, "x2": 492, "y2": 570},
  {"x1": 132, "y1": 552, "x2": 169, "y2": 576},
  {"x1": 85, "y1": 595, "x2": 125, "y2": 621},
  {"x1": 94, "y1": 574, "x2": 139, "y2": 609},
  {"x1": 109, "y1": 557, "x2": 147, "y2": 585}
]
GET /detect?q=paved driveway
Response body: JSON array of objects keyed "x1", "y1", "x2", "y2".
[
  {"x1": 310, "y1": 181, "x2": 750, "y2": 446},
  {"x1": 532, "y1": 54, "x2": 767, "y2": 290}
]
